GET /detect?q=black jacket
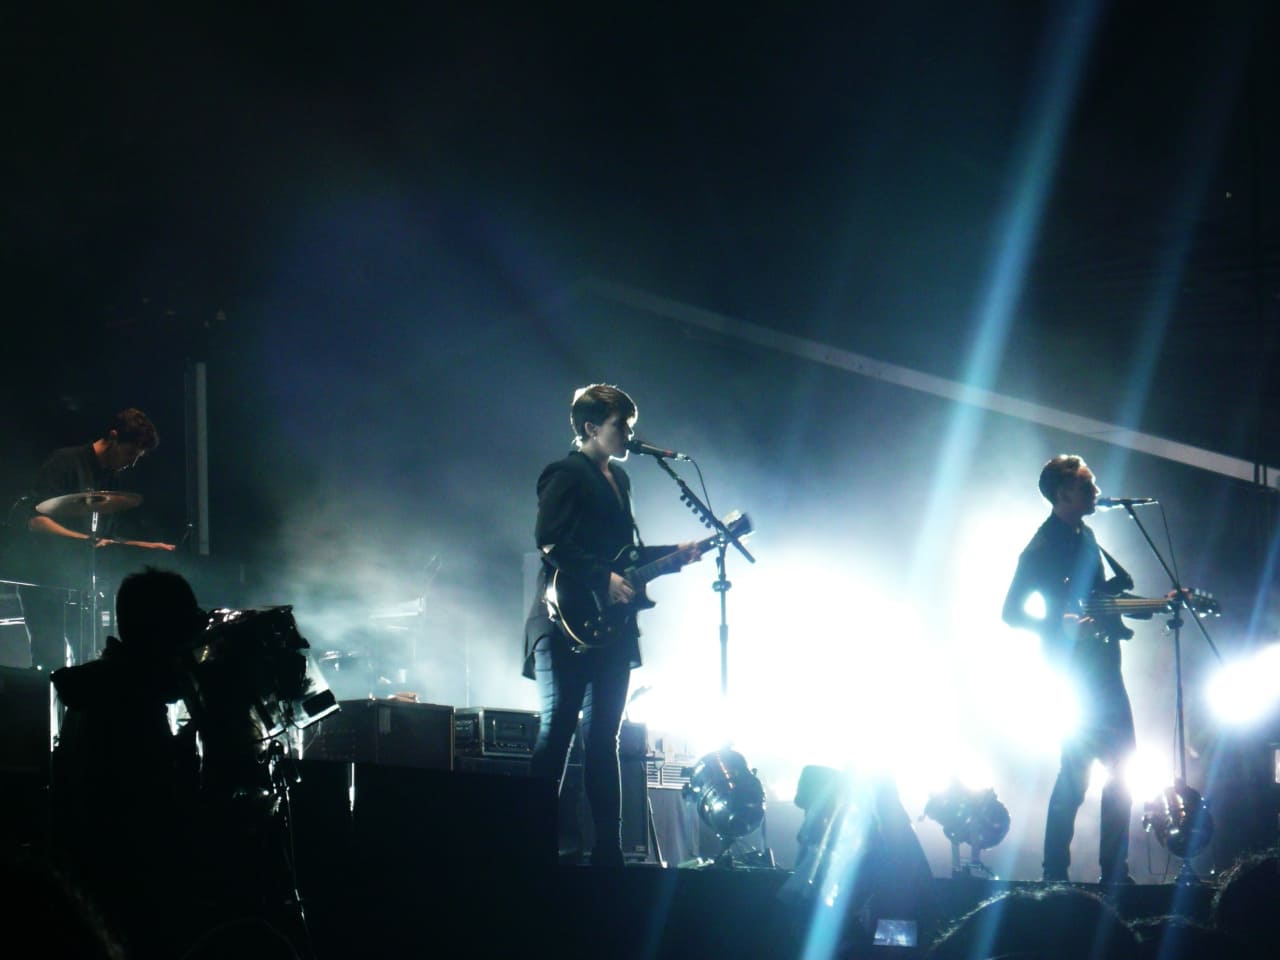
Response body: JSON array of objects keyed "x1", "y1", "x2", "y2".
[{"x1": 522, "y1": 451, "x2": 672, "y2": 678}]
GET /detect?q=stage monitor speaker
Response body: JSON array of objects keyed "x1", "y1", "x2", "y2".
[
  {"x1": 304, "y1": 699, "x2": 453, "y2": 770},
  {"x1": 560, "y1": 753, "x2": 654, "y2": 863},
  {"x1": 0, "y1": 666, "x2": 49, "y2": 779},
  {"x1": 351, "y1": 763, "x2": 556, "y2": 868},
  {"x1": 621, "y1": 755, "x2": 652, "y2": 861}
]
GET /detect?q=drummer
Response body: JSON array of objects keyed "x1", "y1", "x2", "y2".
[{"x1": 22, "y1": 408, "x2": 175, "y2": 669}]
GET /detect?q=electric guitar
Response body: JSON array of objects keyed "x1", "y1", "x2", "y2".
[
  {"x1": 546, "y1": 511, "x2": 753, "y2": 650},
  {"x1": 1077, "y1": 588, "x2": 1220, "y2": 644}
]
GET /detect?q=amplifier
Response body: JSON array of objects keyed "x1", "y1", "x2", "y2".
[
  {"x1": 646, "y1": 759, "x2": 694, "y2": 791},
  {"x1": 646, "y1": 730, "x2": 698, "y2": 790},
  {"x1": 304, "y1": 699, "x2": 453, "y2": 770},
  {"x1": 454, "y1": 707, "x2": 540, "y2": 757},
  {"x1": 0, "y1": 666, "x2": 50, "y2": 778}
]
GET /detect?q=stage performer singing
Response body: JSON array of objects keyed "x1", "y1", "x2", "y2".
[
  {"x1": 524, "y1": 383, "x2": 701, "y2": 868},
  {"x1": 1002, "y1": 454, "x2": 1137, "y2": 884}
]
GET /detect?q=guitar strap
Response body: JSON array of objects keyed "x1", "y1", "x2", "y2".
[
  {"x1": 621, "y1": 471, "x2": 645, "y2": 551},
  {"x1": 1097, "y1": 544, "x2": 1134, "y2": 594}
]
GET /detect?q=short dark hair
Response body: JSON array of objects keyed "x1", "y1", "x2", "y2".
[
  {"x1": 1211, "y1": 846, "x2": 1280, "y2": 951},
  {"x1": 930, "y1": 887, "x2": 1138, "y2": 960},
  {"x1": 1038, "y1": 454, "x2": 1086, "y2": 503},
  {"x1": 115, "y1": 568, "x2": 201, "y2": 651},
  {"x1": 106, "y1": 408, "x2": 159, "y2": 452},
  {"x1": 569, "y1": 384, "x2": 637, "y2": 442}
]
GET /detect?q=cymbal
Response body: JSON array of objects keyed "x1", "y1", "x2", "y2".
[{"x1": 35, "y1": 490, "x2": 142, "y2": 517}]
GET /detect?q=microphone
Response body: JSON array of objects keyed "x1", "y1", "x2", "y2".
[
  {"x1": 626, "y1": 438, "x2": 690, "y2": 461},
  {"x1": 1096, "y1": 497, "x2": 1157, "y2": 508}
]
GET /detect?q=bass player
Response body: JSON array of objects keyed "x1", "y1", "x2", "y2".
[{"x1": 1002, "y1": 454, "x2": 1139, "y2": 885}]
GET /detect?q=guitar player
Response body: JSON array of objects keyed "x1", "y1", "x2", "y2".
[
  {"x1": 523, "y1": 383, "x2": 702, "y2": 868},
  {"x1": 1002, "y1": 454, "x2": 1138, "y2": 885}
]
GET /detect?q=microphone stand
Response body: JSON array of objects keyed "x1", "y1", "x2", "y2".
[
  {"x1": 647, "y1": 457, "x2": 754, "y2": 697},
  {"x1": 1118, "y1": 502, "x2": 1222, "y2": 882}
]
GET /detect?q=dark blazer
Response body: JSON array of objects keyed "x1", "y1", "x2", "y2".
[{"x1": 523, "y1": 450, "x2": 671, "y2": 678}]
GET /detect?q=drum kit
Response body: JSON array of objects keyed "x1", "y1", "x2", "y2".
[
  {"x1": 314, "y1": 614, "x2": 426, "y2": 701},
  {"x1": 33, "y1": 489, "x2": 144, "y2": 662},
  {"x1": 29, "y1": 491, "x2": 426, "y2": 691},
  {"x1": 35, "y1": 492, "x2": 429, "y2": 693}
]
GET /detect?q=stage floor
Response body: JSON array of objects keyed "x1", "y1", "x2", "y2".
[{"x1": 298, "y1": 863, "x2": 1216, "y2": 959}]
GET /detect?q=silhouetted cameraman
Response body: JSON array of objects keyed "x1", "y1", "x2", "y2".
[{"x1": 51, "y1": 567, "x2": 205, "y2": 955}]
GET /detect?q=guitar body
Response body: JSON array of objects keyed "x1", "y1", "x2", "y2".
[
  {"x1": 547, "y1": 547, "x2": 654, "y2": 649},
  {"x1": 545, "y1": 512, "x2": 753, "y2": 650},
  {"x1": 1082, "y1": 598, "x2": 1136, "y2": 644}
]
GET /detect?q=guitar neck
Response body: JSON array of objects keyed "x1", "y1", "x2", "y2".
[
  {"x1": 630, "y1": 533, "x2": 717, "y2": 586},
  {"x1": 1083, "y1": 597, "x2": 1171, "y2": 618}
]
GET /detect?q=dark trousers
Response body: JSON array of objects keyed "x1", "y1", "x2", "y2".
[
  {"x1": 1043, "y1": 660, "x2": 1136, "y2": 880},
  {"x1": 527, "y1": 622, "x2": 631, "y2": 859}
]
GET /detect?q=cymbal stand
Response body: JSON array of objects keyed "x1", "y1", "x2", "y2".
[
  {"x1": 83, "y1": 507, "x2": 103, "y2": 665},
  {"x1": 647, "y1": 457, "x2": 754, "y2": 697}
]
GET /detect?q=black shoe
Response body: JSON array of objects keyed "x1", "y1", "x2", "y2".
[{"x1": 1042, "y1": 869, "x2": 1069, "y2": 883}]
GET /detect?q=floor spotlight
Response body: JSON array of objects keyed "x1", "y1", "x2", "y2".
[
  {"x1": 923, "y1": 781, "x2": 1010, "y2": 878},
  {"x1": 683, "y1": 748, "x2": 768, "y2": 865},
  {"x1": 1142, "y1": 778, "x2": 1214, "y2": 880}
]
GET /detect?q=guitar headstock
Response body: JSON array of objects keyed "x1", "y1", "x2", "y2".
[
  {"x1": 722, "y1": 510, "x2": 754, "y2": 541},
  {"x1": 695, "y1": 510, "x2": 754, "y2": 553},
  {"x1": 1180, "y1": 589, "x2": 1221, "y2": 618}
]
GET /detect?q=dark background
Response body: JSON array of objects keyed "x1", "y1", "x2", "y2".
[{"x1": 2, "y1": 2, "x2": 1277, "y2": 880}]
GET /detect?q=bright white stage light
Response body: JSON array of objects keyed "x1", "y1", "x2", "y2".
[
  {"x1": 637, "y1": 530, "x2": 1086, "y2": 821},
  {"x1": 957, "y1": 625, "x2": 1081, "y2": 757},
  {"x1": 896, "y1": 746, "x2": 998, "y2": 806},
  {"x1": 766, "y1": 774, "x2": 800, "y2": 803},
  {"x1": 942, "y1": 510, "x2": 1078, "y2": 756},
  {"x1": 1082, "y1": 760, "x2": 1107, "y2": 799},
  {"x1": 1124, "y1": 750, "x2": 1174, "y2": 804},
  {"x1": 1080, "y1": 750, "x2": 1173, "y2": 802},
  {"x1": 717, "y1": 553, "x2": 948, "y2": 761},
  {"x1": 1207, "y1": 644, "x2": 1280, "y2": 727},
  {"x1": 623, "y1": 680, "x2": 730, "y2": 758}
]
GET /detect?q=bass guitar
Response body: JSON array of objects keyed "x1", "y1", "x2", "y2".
[
  {"x1": 1078, "y1": 588, "x2": 1219, "y2": 643},
  {"x1": 546, "y1": 511, "x2": 753, "y2": 650}
]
